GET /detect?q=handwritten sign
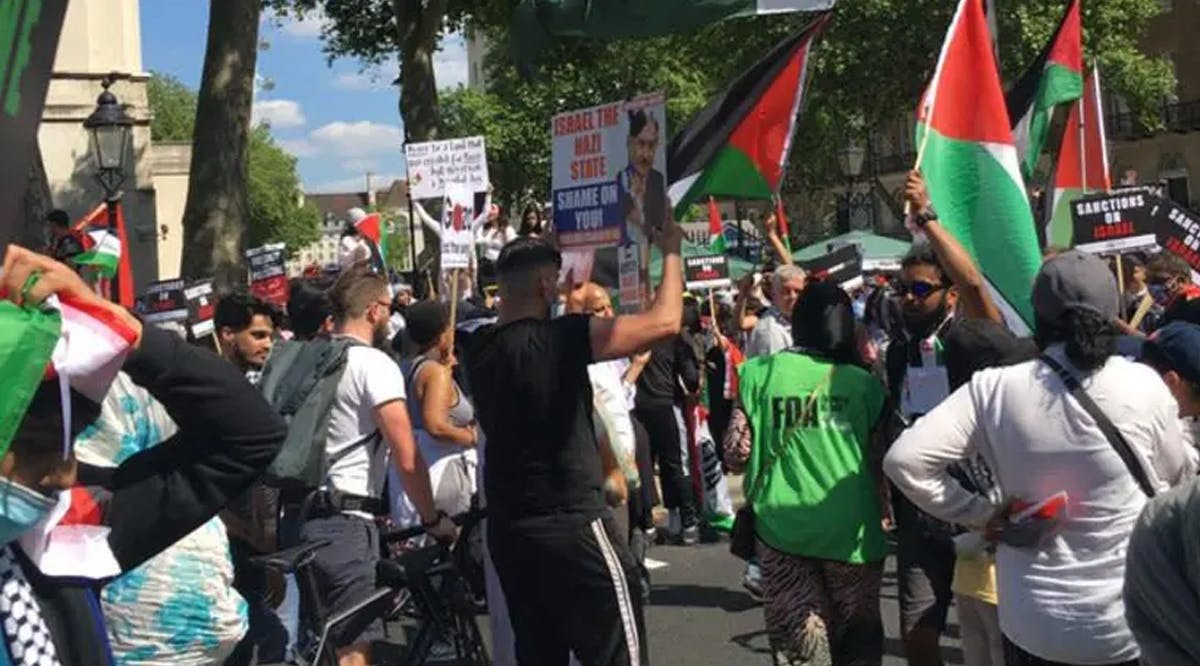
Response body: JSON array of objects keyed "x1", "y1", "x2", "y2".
[
  {"x1": 684, "y1": 254, "x2": 731, "y2": 291},
  {"x1": 246, "y1": 243, "x2": 289, "y2": 307},
  {"x1": 440, "y1": 185, "x2": 475, "y2": 270},
  {"x1": 140, "y1": 279, "x2": 188, "y2": 324},
  {"x1": 185, "y1": 279, "x2": 216, "y2": 339},
  {"x1": 405, "y1": 136, "x2": 489, "y2": 201},
  {"x1": 551, "y1": 93, "x2": 667, "y2": 249}
]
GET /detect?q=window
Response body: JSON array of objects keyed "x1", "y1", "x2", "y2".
[{"x1": 1166, "y1": 174, "x2": 1190, "y2": 207}]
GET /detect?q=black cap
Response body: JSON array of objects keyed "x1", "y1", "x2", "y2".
[{"x1": 1144, "y1": 322, "x2": 1200, "y2": 386}]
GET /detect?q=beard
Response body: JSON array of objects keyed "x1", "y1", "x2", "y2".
[
  {"x1": 372, "y1": 319, "x2": 391, "y2": 349},
  {"x1": 903, "y1": 297, "x2": 949, "y2": 339}
]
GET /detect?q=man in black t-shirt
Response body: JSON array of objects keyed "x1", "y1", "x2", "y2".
[{"x1": 468, "y1": 222, "x2": 684, "y2": 666}]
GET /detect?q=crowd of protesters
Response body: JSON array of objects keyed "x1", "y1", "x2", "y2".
[{"x1": 5, "y1": 164, "x2": 1200, "y2": 666}]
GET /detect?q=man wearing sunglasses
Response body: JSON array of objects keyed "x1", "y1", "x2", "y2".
[
  {"x1": 1146, "y1": 253, "x2": 1200, "y2": 327},
  {"x1": 885, "y1": 171, "x2": 1003, "y2": 666}
]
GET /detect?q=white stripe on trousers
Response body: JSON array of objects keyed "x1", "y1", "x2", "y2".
[{"x1": 591, "y1": 518, "x2": 641, "y2": 666}]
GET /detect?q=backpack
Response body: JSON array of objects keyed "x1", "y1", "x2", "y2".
[{"x1": 257, "y1": 337, "x2": 358, "y2": 490}]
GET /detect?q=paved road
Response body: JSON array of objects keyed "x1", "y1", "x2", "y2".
[{"x1": 642, "y1": 540, "x2": 965, "y2": 665}]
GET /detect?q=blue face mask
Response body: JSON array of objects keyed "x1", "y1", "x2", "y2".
[{"x1": 0, "y1": 479, "x2": 56, "y2": 546}]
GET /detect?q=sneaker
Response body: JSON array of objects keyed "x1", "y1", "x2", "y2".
[
  {"x1": 742, "y1": 563, "x2": 764, "y2": 602},
  {"x1": 642, "y1": 526, "x2": 657, "y2": 546},
  {"x1": 681, "y1": 524, "x2": 700, "y2": 546}
]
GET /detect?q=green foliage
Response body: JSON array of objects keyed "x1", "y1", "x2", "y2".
[
  {"x1": 148, "y1": 74, "x2": 319, "y2": 258},
  {"x1": 384, "y1": 222, "x2": 412, "y2": 272},
  {"x1": 146, "y1": 72, "x2": 197, "y2": 142},
  {"x1": 246, "y1": 126, "x2": 321, "y2": 258}
]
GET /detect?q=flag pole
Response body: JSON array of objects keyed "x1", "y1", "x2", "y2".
[{"x1": 448, "y1": 268, "x2": 460, "y2": 350}]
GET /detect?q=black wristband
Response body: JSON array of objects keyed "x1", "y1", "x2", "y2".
[
  {"x1": 913, "y1": 204, "x2": 938, "y2": 228},
  {"x1": 421, "y1": 510, "x2": 447, "y2": 528}
]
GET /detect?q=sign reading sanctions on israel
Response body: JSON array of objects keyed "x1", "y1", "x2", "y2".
[
  {"x1": 551, "y1": 92, "x2": 667, "y2": 249},
  {"x1": 1070, "y1": 190, "x2": 1158, "y2": 255}
]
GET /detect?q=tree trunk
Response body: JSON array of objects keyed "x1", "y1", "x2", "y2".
[
  {"x1": 180, "y1": 0, "x2": 262, "y2": 288},
  {"x1": 18, "y1": 143, "x2": 54, "y2": 250},
  {"x1": 394, "y1": 0, "x2": 447, "y2": 277}
]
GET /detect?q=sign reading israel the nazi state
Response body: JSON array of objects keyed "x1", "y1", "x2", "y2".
[
  {"x1": 552, "y1": 92, "x2": 667, "y2": 249},
  {"x1": 245, "y1": 243, "x2": 289, "y2": 307},
  {"x1": 684, "y1": 254, "x2": 731, "y2": 291},
  {"x1": 140, "y1": 279, "x2": 188, "y2": 324},
  {"x1": 185, "y1": 279, "x2": 216, "y2": 340},
  {"x1": 1071, "y1": 191, "x2": 1158, "y2": 255},
  {"x1": 404, "y1": 136, "x2": 489, "y2": 201}
]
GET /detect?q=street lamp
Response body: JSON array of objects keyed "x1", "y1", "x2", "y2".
[
  {"x1": 83, "y1": 74, "x2": 133, "y2": 301},
  {"x1": 836, "y1": 139, "x2": 875, "y2": 233}
]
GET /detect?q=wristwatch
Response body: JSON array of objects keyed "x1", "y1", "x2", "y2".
[
  {"x1": 421, "y1": 510, "x2": 448, "y2": 529},
  {"x1": 913, "y1": 203, "x2": 939, "y2": 228}
]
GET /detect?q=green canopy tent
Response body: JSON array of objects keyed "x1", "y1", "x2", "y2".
[{"x1": 791, "y1": 231, "x2": 912, "y2": 272}]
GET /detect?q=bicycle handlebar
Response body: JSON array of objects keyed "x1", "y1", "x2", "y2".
[{"x1": 381, "y1": 507, "x2": 486, "y2": 543}]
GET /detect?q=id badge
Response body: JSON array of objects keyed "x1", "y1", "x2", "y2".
[{"x1": 902, "y1": 366, "x2": 951, "y2": 416}]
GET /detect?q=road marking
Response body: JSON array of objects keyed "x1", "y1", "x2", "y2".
[{"x1": 644, "y1": 557, "x2": 669, "y2": 571}]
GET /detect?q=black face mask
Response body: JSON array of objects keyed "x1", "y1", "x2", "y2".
[{"x1": 903, "y1": 290, "x2": 950, "y2": 339}]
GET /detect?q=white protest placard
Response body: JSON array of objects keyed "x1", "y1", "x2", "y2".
[
  {"x1": 405, "y1": 136, "x2": 489, "y2": 201},
  {"x1": 551, "y1": 92, "x2": 667, "y2": 249},
  {"x1": 440, "y1": 184, "x2": 475, "y2": 270}
]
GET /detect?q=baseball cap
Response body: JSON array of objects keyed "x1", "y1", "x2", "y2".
[
  {"x1": 1143, "y1": 322, "x2": 1200, "y2": 386},
  {"x1": 1032, "y1": 250, "x2": 1120, "y2": 323}
]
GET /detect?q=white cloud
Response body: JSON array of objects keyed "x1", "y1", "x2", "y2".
[
  {"x1": 307, "y1": 172, "x2": 408, "y2": 194},
  {"x1": 272, "y1": 9, "x2": 328, "y2": 38},
  {"x1": 251, "y1": 99, "x2": 306, "y2": 128},
  {"x1": 278, "y1": 138, "x2": 317, "y2": 158},
  {"x1": 434, "y1": 32, "x2": 469, "y2": 90},
  {"x1": 341, "y1": 158, "x2": 381, "y2": 173},
  {"x1": 308, "y1": 121, "x2": 405, "y2": 157},
  {"x1": 331, "y1": 70, "x2": 391, "y2": 92}
]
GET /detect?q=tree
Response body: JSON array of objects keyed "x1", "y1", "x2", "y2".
[
  {"x1": 146, "y1": 72, "x2": 197, "y2": 142},
  {"x1": 180, "y1": 0, "x2": 263, "y2": 288},
  {"x1": 246, "y1": 126, "x2": 322, "y2": 256},
  {"x1": 146, "y1": 73, "x2": 319, "y2": 259}
]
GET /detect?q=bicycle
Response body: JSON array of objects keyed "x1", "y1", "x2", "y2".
[{"x1": 254, "y1": 507, "x2": 489, "y2": 666}]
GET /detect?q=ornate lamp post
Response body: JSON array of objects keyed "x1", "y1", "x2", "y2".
[{"x1": 82, "y1": 74, "x2": 133, "y2": 301}]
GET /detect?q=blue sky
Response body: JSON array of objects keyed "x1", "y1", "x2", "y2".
[{"x1": 139, "y1": 3, "x2": 468, "y2": 193}]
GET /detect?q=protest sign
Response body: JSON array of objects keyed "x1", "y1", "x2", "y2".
[
  {"x1": 185, "y1": 279, "x2": 216, "y2": 339},
  {"x1": 1071, "y1": 191, "x2": 1158, "y2": 255},
  {"x1": 684, "y1": 254, "x2": 731, "y2": 291},
  {"x1": 551, "y1": 92, "x2": 667, "y2": 249},
  {"x1": 405, "y1": 136, "x2": 489, "y2": 201},
  {"x1": 440, "y1": 185, "x2": 475, "y2": 270},
  {"x1": 618, "y1": 244, "x2": 642, "y2": 314},
  {"x1": 0, "y1": 0, "x2": 68, "y2": 249},
  {"x1": 246, "y1": 243, "x2": 289, "y2": 306},
  {"x1": 799, "y1": 244, "x2": 865, "y2": 291},
  {"x1": 1155, "y1": 198, "x2": 1200, "y2": 273},
  {"x1": 140, "y1": 279, "x2": 188, "y2": 324}
]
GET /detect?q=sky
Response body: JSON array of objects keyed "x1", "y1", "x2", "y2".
[{"x1": 139, "y1": 3, "x2": 470, "y2": 193}]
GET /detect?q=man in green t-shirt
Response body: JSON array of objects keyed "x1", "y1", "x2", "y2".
[{"x1": 725, "y1": 282, "x2": 889, "y2": 666}]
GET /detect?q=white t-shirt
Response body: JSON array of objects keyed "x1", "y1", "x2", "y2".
[
  {"x1": 478, "y1": 226, "x2": 517, "y2": 262},
  {"x1": 325, "y1": 343, "x2": 407, "y2": 505},
  {"x1": 884, "y1": 345, "x2": 1192, "y2": 664},
  {"x1": 745, "y1": 309, "x2": 792, "y2": 358}
]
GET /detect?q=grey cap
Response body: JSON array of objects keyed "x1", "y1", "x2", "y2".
[{"x1": 1032, "y1": 250, "x2": 1120, "y2": 323}]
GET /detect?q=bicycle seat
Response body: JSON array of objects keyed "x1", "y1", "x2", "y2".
[
  {"x1": 251, "y1": 540, "x2": 331, "y2": 573},
  {"x1": 376, "y1": 543, "x2": 450, "y2": 589}
]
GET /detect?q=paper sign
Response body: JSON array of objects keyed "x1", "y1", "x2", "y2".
[
  {"x1": 618, "y1": 244, "x2": 642, "y2": 314},
  {"x1": 684, "y1": 254, "x2": 731, "y2": 291},
  {"x1": 140, "y1": 279, "x2": 188, "y2": 324},
  {"x1": 551, "y1": 93, "x2": 667, "y2": 249},
  {"x1": 246, "y1": 243, "x2": 289, "y2": 306},
  {"x1": 405, "y1": 136, "x2": 489, "y2": 201},
  {"x1": 1071, "y1": 191, "x2": 1158, "y2": 255},
  {"x1": 185, "y1": 279, "x2": 216, "y2": 339},
  {"x1": 440, "y1": 185, "x2": 475, "y2": 270},
  {"x1": 0, "y1": 0, "x2": 69, "y2": 249},
  {"x1": 799, "y1": 245, "x2": 865, "y2": 291},
  {"x1": 1155, "y1": 198, "x2": 1200, "y2": 272}
]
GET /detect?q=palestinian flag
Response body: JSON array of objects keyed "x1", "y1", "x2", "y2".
[
  {"x1": 667, "y1": 13, "x2": 830, "y2": 218},
  {"x1": 514, "y1": 0, "x2": 834, "y2": 65},
  {"x1": 707, "y1": 197, "x2": 727, "y2": 254},
  {"x1": 774, "y1": 196, "x2": 793, "y2": 254},
  {"x1": 1045, "y1": 66, "x2": 1110, "y2": 247},
  {"x1": 74, "y1": 227, "x2": 121, "y2": 277},
  {"x1": 1004, "y1": 0, "x2": 1083, "y2": 178},
  {"x1": 917, "y1": 0, "x2": 1041, "y2": 327},
  {"x1": 349, "y1": 207, "x2": 388, "y2": 274}
]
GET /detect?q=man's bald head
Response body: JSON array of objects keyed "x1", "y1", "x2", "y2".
[{"x1": 566, "y1": 282, "x2": 614, "y2": 317}]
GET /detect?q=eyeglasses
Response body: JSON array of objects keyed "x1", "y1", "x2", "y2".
[
  {"x1": 374, "y1": 299, "x2": 392, "y2": 310},
  {"x1": 897, "y1": 280, "x2": 945, "y2": 299}
]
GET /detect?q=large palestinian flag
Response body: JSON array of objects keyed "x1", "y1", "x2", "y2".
[
  {"x1": 1045, "y1": 67, "x2": 1110, "y2": 247},
  {"x1": 917, "y1": 0, "x2": 1042, "y2": 328},
  {"x1": 1005, "y1": 0, "x2": 1083, "y2": 178},
  {"x1": 667, "y1": 13, "x2": 830, "y2": 218}
]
